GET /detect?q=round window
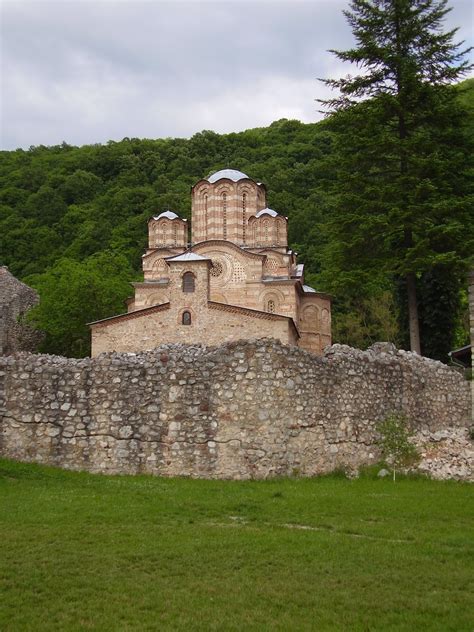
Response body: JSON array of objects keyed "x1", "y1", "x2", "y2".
[{"x1": 210, "y1": 261, "x2": 224, "y2": 277}]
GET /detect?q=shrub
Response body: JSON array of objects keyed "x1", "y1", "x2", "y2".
[{"x1": 376, "y1": 413, "x2": 420, "y2": 481}]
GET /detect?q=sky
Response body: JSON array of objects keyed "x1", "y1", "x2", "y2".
[{"x1": 1, "y1": 0, "x2": 473, "y2": 150}]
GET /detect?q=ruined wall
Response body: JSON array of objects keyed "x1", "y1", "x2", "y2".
[
  {"x1": 469, "y1": 269, "x2": 474, "y2": 423},
  {"x1": 0, "y1": 266, "x2": 41, "y2": 355},
  {"x1": 0, "y1": 340, "x2": 471, "y2": 479}
]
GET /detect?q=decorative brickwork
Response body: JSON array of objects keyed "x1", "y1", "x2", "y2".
[{"x1": 91, "y1": 170, "x2": 331, "y2": 355}]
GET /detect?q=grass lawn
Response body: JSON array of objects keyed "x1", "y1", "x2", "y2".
[{"x1": 0, "y1": 459, "x2": 473, "y2": 631}]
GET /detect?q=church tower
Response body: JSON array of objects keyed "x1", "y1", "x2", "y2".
[
  {"x1": 90, "y1": 169, "x2": 331, "y2": 357},
  {"x1": 191, "y1": 169, "x2": 268, "y2": 245}
]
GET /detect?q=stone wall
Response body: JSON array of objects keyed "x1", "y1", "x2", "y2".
[
  {"x1": 0, "y1": 340, "x2": 471, "y2": 479},
  {"x1": 469, "y1": 269, "x2": 474, "y2": 422},
  {"x1": 0, "y1": 266, "x2": 42, "y2": 355}
]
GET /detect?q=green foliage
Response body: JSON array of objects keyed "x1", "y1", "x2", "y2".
[
  {"x1": 26, "y1": 252, "x2": 136, "y2": 357},
  {"x1": 319, "y1": 0, "x2": 474, "y2": 353},
  {"x1": 397, "y1": 266, "x2": 469, "y2": 360},
  {"x1": 357, "y1": 463, "x2": 428, "y2": 480},
  {"x1": 376, "y1": 413, "x2": 420, "y2": 480},
  {"x1": 331, "y1": 290, "x2": 400, "y2": 349},
  {"x1": 418, "y1": 265, "x2": 466, "y2": 362},
  {"x1": 1, "y1": 459, "x2": 473, "y2": 630},
  {"x1": 0, "y1": 72, "x2": 472, "y2": 357},
  {"x1": 0, "y1": 121, "x2": 333, "y2": 281}
]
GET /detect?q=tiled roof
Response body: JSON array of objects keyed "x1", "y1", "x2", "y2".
[{"x1": 88, "y1": 303, "x2": 171, "y2": 328}]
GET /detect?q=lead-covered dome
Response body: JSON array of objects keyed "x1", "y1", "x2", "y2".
[
  {"x1": 256, "y1": 208, "x2": 279, "y2": 218},
  {"x1": 152, "y1": 211, "x2": 179, "y2": 220},
  {"x1": 192, "y1": 168, "x2": 267, "y2": 244},
  {"x1": 207, "y1": 169, "x2": 250, "y2": 183}
]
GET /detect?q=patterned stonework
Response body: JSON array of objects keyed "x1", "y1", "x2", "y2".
[{"x1": 90, "y1": 170, "x2": 331, "y2": 356}]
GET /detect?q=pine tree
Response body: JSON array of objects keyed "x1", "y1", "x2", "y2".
[{"x1": 319, "y1": 0, "x2": 473, "y2": 353}]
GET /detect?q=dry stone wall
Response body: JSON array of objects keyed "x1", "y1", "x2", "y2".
[
  {"x1": 0, "y1": 267, "x2": 42, "y2": 355},
  {"x1": 0, "y1": 339, "x2": 471, "y2": 479}
]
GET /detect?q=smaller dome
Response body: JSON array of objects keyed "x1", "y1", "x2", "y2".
[
  {"x1": 153, "y1": 211, "x2": 179, "y2": 220},
  {"x1": 255, "y1": 208, "x2": 279, "y2": 218},
  {"x1": 207, "y1": 169, "x2": 249, "y2": 183}
]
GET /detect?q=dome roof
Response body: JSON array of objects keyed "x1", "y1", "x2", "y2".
[
  {"x1": 207, "y1": 169, "x2": 250, "y2": 183},
  {"x1": 153, "y1": 211, "x2": 179, "y2": 220},
  {"x1": 255, "y1": 208, "x2": 279, "y2": 218}
]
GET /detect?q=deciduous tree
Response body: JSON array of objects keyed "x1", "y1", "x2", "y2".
[{"x1": 26, "y1": 252, "x2": 135, "y2": 357}]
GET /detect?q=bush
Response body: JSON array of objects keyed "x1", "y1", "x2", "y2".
[{"x1": 376, "y1": 413, "x2": 420, "y2": 481}]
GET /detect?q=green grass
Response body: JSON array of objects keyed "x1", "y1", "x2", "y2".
[{"x1": 0, "y1": 460, "x2": 473, "y2": 631}]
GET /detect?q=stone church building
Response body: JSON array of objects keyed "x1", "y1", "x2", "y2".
[{"x1": 90, "y1": 169, "x2": 331, "y2": 356}]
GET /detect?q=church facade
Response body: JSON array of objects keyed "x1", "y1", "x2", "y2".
[{"x1": 90, "y1": 169, "x2": 331, "y2": 356}]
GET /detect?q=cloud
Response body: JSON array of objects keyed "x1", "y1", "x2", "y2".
[{"x1": 1, "y1": 0, "x2": 472, "y2": 149}]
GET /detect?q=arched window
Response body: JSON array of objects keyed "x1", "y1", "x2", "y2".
[
  {"x1": 160, "y1": 221, "x2": 167, "y2": 245},
  {"x1": 182, "y1": 311, "x2": 192, "y2": 325},
  {"x1": 267, "y1": 299, "x2": 276, "y2": 313},
  {"x1": 242, "y1": 193, "x2": 247, "y2": 243},
  {"x1": 262, "y1": 219, "x2": 270, "y2": 243},
  {"x1": 276, "y1": 218, "x2": 286, "y2": 245},
  {"x1": 204, "y1": 194, "x2": 208, "y2": 240},
  {"x1": 182, "y1": 272, "x2": 195, "y2": 293},
  {"x1": 222, "y1": 192, "x2": 227, "y2": 239}
]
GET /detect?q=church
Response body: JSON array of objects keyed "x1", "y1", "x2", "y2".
[{"x1": 90, "y1": 169, "x2": 331, "y2": 356}]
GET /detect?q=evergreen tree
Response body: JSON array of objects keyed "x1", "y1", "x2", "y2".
[
  {"x1": 319, "y1": 0, "x2": 473, "y2": 353},
  {"x1": 418, "y1": 264, "x2": 464, "y2": 361}
]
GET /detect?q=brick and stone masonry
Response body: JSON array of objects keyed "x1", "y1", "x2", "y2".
[
  {"x1": 91, "y1": 169, "x2": 332, "y2": 357},
  {"x1": 1, "y1": 340, "x2": 471, "y2": 480}
]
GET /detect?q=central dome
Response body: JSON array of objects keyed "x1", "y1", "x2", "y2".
[{"x1": 207, "y1": 169, "x2": 249, "y2": 183}]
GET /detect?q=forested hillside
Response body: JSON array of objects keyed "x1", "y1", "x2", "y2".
[
  {"x1": 1, "y1": 79, "x2": 472, "y2": 358},
  {"x1": 0, "y1": 119, "x2": 333, "y2": 278}
]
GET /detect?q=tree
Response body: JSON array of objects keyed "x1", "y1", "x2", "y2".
[
  {"x1": 331, "y1": 290, "x2": 400, "y2": 349},
  {"x1": 26, "y1": 252, "x2": 135, "y2": 357},
  {"x1": 59, "y1": 170, "x2": 103, "y2": 204},
  {"x1": 376, "y1": 413, "x2": 419, "y2": 481},
  {"x1": 418, "y1": 264, "x2": 465, "y2": 361},
  {"x1": 319, "y1": 0, "x2": 473, "y2": 353}
]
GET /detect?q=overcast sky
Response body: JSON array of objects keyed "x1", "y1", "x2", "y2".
[{"x1": 1, "y1": 0, "x2": 473, "y2": 150}]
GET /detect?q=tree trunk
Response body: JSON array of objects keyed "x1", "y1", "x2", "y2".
[{"x1": 406, "y1": 272, "x2": 421, "y2": 354}]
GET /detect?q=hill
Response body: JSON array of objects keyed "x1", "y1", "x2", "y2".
[
  {"x1": 0, "y1": 119, "x2": 331, "y2": 279},
  {"x1": 0, "y1": 80, "x2": 472, "y2": 357}
]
